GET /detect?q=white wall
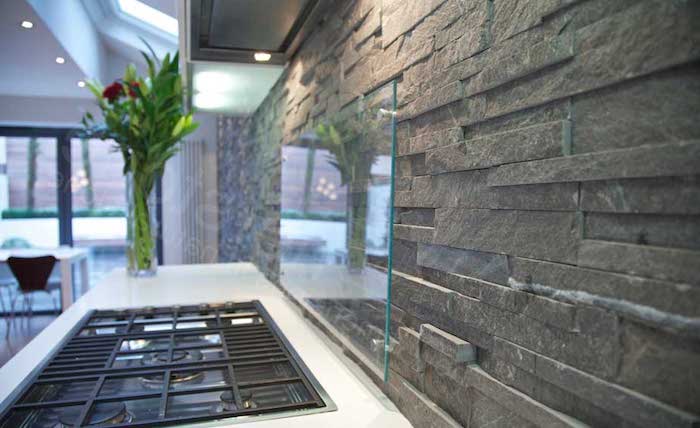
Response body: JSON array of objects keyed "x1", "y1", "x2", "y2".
[{"x1": 0, "y1": 95, "x2": 99, "y2": 128}]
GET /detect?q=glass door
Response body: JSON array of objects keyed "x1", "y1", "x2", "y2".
[
  {"x1": 0, "y1": 134, "x2": 61, "y2": 311},
  {"x1": 70, "y1": 138, "x2": 127, "y2": 289}
]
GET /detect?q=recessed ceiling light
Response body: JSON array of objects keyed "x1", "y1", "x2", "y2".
[
  {"x1": 254, "y1": 52, "x2": 271, "y2": 62},
  {"x1": 194, "y1": 92, "x2": 227, "y2": 110},
  {"x1": 55, "y1": 56, "x2": 66, "y2": 64},
  {"x1": 77, "y1": 80, "x2": 86, "y2": 88},
  {"x1": 20, "y1": 20, "x2": 33, "y2": 29}
]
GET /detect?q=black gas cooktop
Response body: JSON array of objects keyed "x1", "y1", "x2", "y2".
[{"x1": 0, "y1": 301, "x2": 334, "y2": 427}]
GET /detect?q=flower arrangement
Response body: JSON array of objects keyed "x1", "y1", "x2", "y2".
[{"x1": 81, "y1": 47, "x2": 198, "y2": 275}]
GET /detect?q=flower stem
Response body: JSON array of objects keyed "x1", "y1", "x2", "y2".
[{"x1": 131, "y1": 172, "x2": 154, "y2": 270}]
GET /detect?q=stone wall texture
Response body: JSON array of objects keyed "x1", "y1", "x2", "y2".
[{"x1": 217, "y1": 0, "x2": 700, "y2": 426}]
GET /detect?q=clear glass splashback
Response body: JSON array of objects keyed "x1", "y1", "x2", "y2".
[{"x1": 280, "y1": 80, "x2": 396, "y2": 380}]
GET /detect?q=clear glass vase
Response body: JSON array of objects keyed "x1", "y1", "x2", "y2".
[{"x1": 126, "y1": 172, "x2": 158, "y2": 277}]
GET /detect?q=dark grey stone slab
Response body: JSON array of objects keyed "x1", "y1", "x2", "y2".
[
  {"x1": 465, "y1": 33, "x2": 575, "y2": 97},
  {"x1": 510, "y1": 256, "x2": 700, "y2": 318},
  {"x1": 402, "y1": 80, "x2": 464, "y2": 120},
  {"x1": 417, "y1": 243, "x2": 509, "y2": 284},
  {"x1": 451, "y1": 292, "x2": 619, "y2": 379},
  {"x1": 459, "y1": 366, "x2": 582, "y2": 428},
  {"x1": 400, "y1": 208, "x2": 435, "y2": 227},
  {"x1": 584, "y1": 212, "x2": 700, "y2": 251},
  {"x1": 392, "y1": 238, "x2": 420, "y2": 276},
  {"x1": 393, "y1": 224, "x2": 434, "y2": 244},
  {"x1": 489, "y1": 141, "x2": 700, "y2": 186},
  {"x1": 381, "y1": 0, "x2": 447, "y2": 47},
  {"x1": 422, "y1": 364, "x2": 471, "y2": 426},
  {"x1": 433, "y1": 208, "x2": 580, "y2": 263},
  {"x1": 427, "y1": 120, "x2": 569, "y2": 174},
  {"x1": 572, "y1": 63, "x2": 700, "y2": 154},
  {"x1": 408, "y1": 127, "x2": 463, "y2": 155},
  {"x1": 385, "y1": 369, "x2": 462, "y2": 428},
  {"x1": 470, "y1": 0, "x2": 700, "y2": 126},
  {"x1": 580, "y1": 176, "x2": 700, "y2": 215},
  {"x1": 535, "y1": 347, "x2": 699, "y2": 428},
  {"x1": 493, "y1": 331, "x2": 699, "y2": 427},
  {"x1": 618, "y1": 321, "x2": 700, "y2": 415},
  {"x1": 435, "y1": 170, "x2": 578, "y2": 211},
  {"x1": 578, "y1": 239, "x2": 700, "y2": 285}
]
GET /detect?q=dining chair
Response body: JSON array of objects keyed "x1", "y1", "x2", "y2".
[
  {"x1": 0, "y1": 264, "x2": 17, "y2": 332},
  {"x1": 6, "y1": 256, "x2": 60, "y2": 333}
]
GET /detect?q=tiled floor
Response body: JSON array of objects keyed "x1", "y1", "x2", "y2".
[{"x1": 0, "y1": 315, "x2": 56, "y2": 368}]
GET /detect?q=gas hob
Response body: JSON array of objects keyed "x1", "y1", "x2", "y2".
[{"x1": 0, "y1": 301, "x2": 334, "y2": 427}]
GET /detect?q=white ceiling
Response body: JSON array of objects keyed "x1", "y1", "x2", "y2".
[
  {"x1": 0, "y1": 0, "x2": 91, "y2": 98},
  {"x1": 0, "y1": 0, "x2": 285, "y2": 115}
]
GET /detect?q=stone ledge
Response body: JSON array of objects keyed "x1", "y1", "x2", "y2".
[{"x1": 420, "y1": 324, "x2": 476, "y2": 363}]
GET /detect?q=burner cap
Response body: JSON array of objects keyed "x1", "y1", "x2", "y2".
[
  {"x1": 58, "y1": 402, "x2": 127, "y2": 426},
  {"x1": 219, "y1": 390, "x2": 253, "y2": 411},
  {"x1": 171, "y1": 350, "x2": 187, "y2": 361},
  {"x1": 142, "y1": 349, "x2": 202, "y2": 366},
  {"x1": 199, "y1": 303, "x2": 210, "y2": 315}
]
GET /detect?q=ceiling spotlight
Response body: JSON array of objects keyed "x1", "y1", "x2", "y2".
[
  {"x1": 77, "y1": 80, "x2": 86, "y2": 88},
  {"x1": 55, "y1": 56, "x2": 66, "y2": 64},
  {"x1": 254, "y1": 52, "x2": 271, "y2": 62},
  {"x1": 20, "y1": 20, "x2": 33, "y2": 29}
]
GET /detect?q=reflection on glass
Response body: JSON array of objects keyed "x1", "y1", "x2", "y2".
[{"x1": 280, "y1": 81, "x2": 396, "y2": 377}]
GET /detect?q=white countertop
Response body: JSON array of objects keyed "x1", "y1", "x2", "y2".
[{"x1": 0, "y1": 263, "x2": 411, "y2": 428}]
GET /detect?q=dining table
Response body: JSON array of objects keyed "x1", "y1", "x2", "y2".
[{"x1": 0, "y1": 247, "x2": 89, "y2": 311}]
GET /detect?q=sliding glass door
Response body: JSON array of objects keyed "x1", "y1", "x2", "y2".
[
  {"x1": 70, "y1": 137, "x2": 127, "y2": 288},
  {"x1": 0, "y1": 131, "x2": 63, "y2": 312},
  {"x1": 0, "y1": 127, "x2": 162, "y2": 313}
]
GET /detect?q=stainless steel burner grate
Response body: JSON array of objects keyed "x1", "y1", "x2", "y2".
[{"x1": 0, "y1": 301, "x2": 334, "y2": 427}]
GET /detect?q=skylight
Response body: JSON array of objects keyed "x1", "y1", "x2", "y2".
[{"x1": 118, "y1": 0, "x2": 178, "y2": 37}]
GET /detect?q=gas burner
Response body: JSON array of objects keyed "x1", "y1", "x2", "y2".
[
  {"x1": 213, "y1": 390, "x2": 253, "y2": 414},
  {"x1": 57, "y1": 402, "x2": 132, "y2": 427},
  {"x1": 140, "y1": 350, "x2": 204, "y2": 386}
]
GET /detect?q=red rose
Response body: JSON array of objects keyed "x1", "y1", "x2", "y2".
[
  {"x1": 128, "y1": 82, "x2": 140, "y2": 98},
  {"x1": 102, "y1": 82, "x2": 123, "y2": 102}
]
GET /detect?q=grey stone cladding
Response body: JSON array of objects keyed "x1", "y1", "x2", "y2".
[{"x1": 216, "y1": 0, "x2": 700, "y2": 426}]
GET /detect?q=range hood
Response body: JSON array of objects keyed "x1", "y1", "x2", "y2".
[{"x1": 183, "y1": 0, "x2": 324, "y2": 65}]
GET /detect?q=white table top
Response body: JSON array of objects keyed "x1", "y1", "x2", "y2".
[
  {"x1": 0, "y1": 263, "x2": 410, "y2": 428},
  {"x1": 0, "y1": 247, "x2": 88, "y2": 262}
]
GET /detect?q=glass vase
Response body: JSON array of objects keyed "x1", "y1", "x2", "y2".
[{"x1": 126, "y1": 172, "x2": 158, "y2": 277}]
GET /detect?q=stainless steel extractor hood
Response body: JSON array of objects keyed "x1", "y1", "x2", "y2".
[{"x1": 184, "y1": 0, "x2": 324, "y2": 65}]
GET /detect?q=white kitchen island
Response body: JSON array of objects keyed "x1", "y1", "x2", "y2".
[{"x1": 0, "y1": 263, "x2": 411, "y2": 428}]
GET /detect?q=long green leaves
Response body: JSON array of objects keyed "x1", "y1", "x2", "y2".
[{"x1": 81, "y1": 47, "x2": 199, "y2": 270}]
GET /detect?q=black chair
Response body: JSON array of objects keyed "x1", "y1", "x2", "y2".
[{"x1": 6, "y1": 256, "x2": 60, "y2": 333}]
